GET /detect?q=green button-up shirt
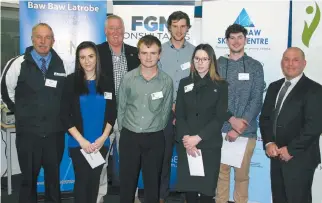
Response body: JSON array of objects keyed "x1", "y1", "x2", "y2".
[{"x1": 117, "y1": 66, "x2": 173, "y2": 133}]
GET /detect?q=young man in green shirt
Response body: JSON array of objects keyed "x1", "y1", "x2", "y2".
[{"x1": 118, "y1": 35, "x2": 173, "y2": 203}]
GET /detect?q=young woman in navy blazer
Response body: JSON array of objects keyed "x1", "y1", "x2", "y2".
[{"x1": 60, "y1": 41, "x2": 116, "y2": 203}]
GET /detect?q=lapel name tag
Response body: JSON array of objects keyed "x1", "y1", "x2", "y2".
[
  {"x1": 45, "y1": 79, "x2": 57, "y2": 88},
  {"x1": 180, "y1": 62, "x2": 191, "y2": 70},
  {"x1": 184, "y1": 83, "x2": 194, "y2": 93},
  {"x1": 54, "y1": 72, "x2": 66, "y2": 77},
  {"x1": 238, "y1": 73, "x2": 249, "y2": 80},
  {"x1": 151, "y1": 91, "x2": 163, "y2": 100},
  {"x1": 104, "y1": 92, "x2": 112, "y2": 100}
]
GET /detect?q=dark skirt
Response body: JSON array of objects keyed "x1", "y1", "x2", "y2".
[{"x1": 175, "y1": 143, "x2": 221, "y2": 196}]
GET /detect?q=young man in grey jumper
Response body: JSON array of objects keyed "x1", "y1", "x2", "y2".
[{"x1": 215, "y1": 24, "x2": 265, "y2": 203}]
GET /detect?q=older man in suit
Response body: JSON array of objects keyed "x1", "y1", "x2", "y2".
[{"x1": 259, "y1": 47, "x2": 322, "y2": 203}]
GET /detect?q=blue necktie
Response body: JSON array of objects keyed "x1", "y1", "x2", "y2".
[{"x1": 40, "y1": 58, "x2": 47, "y2": 75}]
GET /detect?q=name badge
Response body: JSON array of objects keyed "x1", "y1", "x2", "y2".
[
  {"x1": 54, "y1": 72, "x2": 66, "y2": 77},
  {"x1": 184, "y1": 83, "x2": 194, "y2": 93},
  {"x1": 180, "y1": 62, "x2": 191, "y2": 70},
  {"x1": 104, "y1": 92, "x2": 112, "y2": 100},
  {"x1": 238, "y1": 73, "x2": 249, "y2": 80},
  {"x1": 151, "y1": 91, "x2": 163, "y2": 100},
  {"x1": 45, "y1": 79, "x2": 57, "y2": 88}
]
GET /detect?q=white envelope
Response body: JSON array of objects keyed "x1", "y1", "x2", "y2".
[
  {"x1": 187, "y1": 149, "x2": 205, "y2": 176},
  {"x1": 80, "y1": 149, "x2": 106, "y2": 169}
]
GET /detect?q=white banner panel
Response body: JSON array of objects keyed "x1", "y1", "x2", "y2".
[
  {"x1": 113, "y1": 5, "x2": 195, "y2": 46},
  {"x1": 292, "y1": 2, "x2": 322, "y2": 202},
  {"x1": 292, "y1": 1, "x2": 322, "y2": 84},
  {"x1": 202, "y1": 1, "x2": 290, "y2": 203}
]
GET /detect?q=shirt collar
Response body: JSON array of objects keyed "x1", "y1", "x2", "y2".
[
  {"x1": 108, "y1": 42, "x2": 125, "y2": 56},
  {"x1": 285, "y1": 73, "x2": 303, "y2": 85},
  {"x1": 135, "y1": 65, "x2": 161, "y2": 80},
  {"x1": 167, "y1": 39, "x2": 187, "y2": 49},
  {"x1": 31, "y1": 48, "x2": 51, "y2": 62}
]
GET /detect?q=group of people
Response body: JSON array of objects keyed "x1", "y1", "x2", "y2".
[{"x1": 1, "y1": 10, "x2": 322, "y2": 203}]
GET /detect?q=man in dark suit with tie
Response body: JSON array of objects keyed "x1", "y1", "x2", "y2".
[
  {"x1": 259, "y1": 47, "x2": 322, "y2": 203},
  {"x1": 96, "y1": 14, "x2": 140, "y2": 203}
]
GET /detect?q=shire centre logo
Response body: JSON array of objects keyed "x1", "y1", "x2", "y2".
[{"x1": 217, "y1": 8, "x2": 270, "y2": 51}]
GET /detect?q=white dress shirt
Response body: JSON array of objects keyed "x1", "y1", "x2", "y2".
[{"x1": 275, "y1": 73, "x2": 303, "y2": 112}]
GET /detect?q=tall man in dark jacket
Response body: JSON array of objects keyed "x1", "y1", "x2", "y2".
[
  {"x1": 96, "y1": 14, "x2": 140, "y2": 203},
  {"x1": 1, "y1": 23, "x2": 66, "y2": 203},
  {"x1": 260, "y1": 47, "x2": 322, "y2": 203}
]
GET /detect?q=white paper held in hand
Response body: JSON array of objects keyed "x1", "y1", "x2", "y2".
[
  {"x1": 187, "y1": 149, "x2": 205, "y2": 176},
  {"x1": 220, "y1": 133, "x2": 248, "y2": 168},
  {"x1": 80, "y1": 149, "x2": 106, "y2": 169}
]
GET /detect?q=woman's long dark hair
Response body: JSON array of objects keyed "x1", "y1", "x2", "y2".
[{"x1": 74, "y1": 41, "x2": 103, "y2": 95}]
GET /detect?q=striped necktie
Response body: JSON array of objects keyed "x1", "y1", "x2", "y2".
[
  {"x1": 273, "y1": 81, "x2": 292, "y2": 137},
  {"x1": 40, "y1": 58, "x2": 47, "y2": 75}
]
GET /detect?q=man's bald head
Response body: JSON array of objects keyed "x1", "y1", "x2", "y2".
[
  {"x1": 281, "y1": 47, "x2": 306, "y2": 80},
  {"x1": 283, "y1": 47, "x2": 305, "y2": 60}
]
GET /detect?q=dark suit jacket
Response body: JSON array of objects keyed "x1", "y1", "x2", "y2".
[
  {"x1": 259, "y1": 74, "x2": 322, "y2": 168},
  {"x1": 97, "y1": 42, "x2": 140, "y2": 91}
]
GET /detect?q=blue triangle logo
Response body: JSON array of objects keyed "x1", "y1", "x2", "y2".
[{"x1": 234, "y1": 8, "x2": 255, "y2": 27}]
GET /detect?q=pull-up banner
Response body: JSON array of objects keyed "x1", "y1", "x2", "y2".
[
  {"x1": 19, "y1": 0, "x2": 107, "y2": 192},
  {"x1": 202, "y1": 1, "x2": 290, "y2": 203}
]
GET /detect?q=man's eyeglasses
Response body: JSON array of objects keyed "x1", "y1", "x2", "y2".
[{"x1": 194, "y1": 57, "x2": 210, "y2": 63}]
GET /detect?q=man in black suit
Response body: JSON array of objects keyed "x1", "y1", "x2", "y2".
[
  {"x1": 259, "y1": 47, "x2": 322, "y2": 203},
  {"x1": 96, "y1": 14, "x2": 140, "y2": 203}
]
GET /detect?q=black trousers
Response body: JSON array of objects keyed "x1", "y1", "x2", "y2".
[
  {"x1": 69, "y1": 146, "x2": 107, "y2": 203},
  {"x1": 160, "y1": 114, "x2": 175, "y2": 200},
  {"x1": 185, "y1": 192, "x2": 214, "y2": 203},
  {"x1": 271, "y1": 158, "x2": 315, "y2": 203},
  {"x1": 45, "y1": 135, "x2": 65, "y2": 201},
  {"x1": 16, "y1": 132, "x2": 65, "y2": 203},
  {"x1": 119, "y1": 128, "x2": 165, "y2": 203}
]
